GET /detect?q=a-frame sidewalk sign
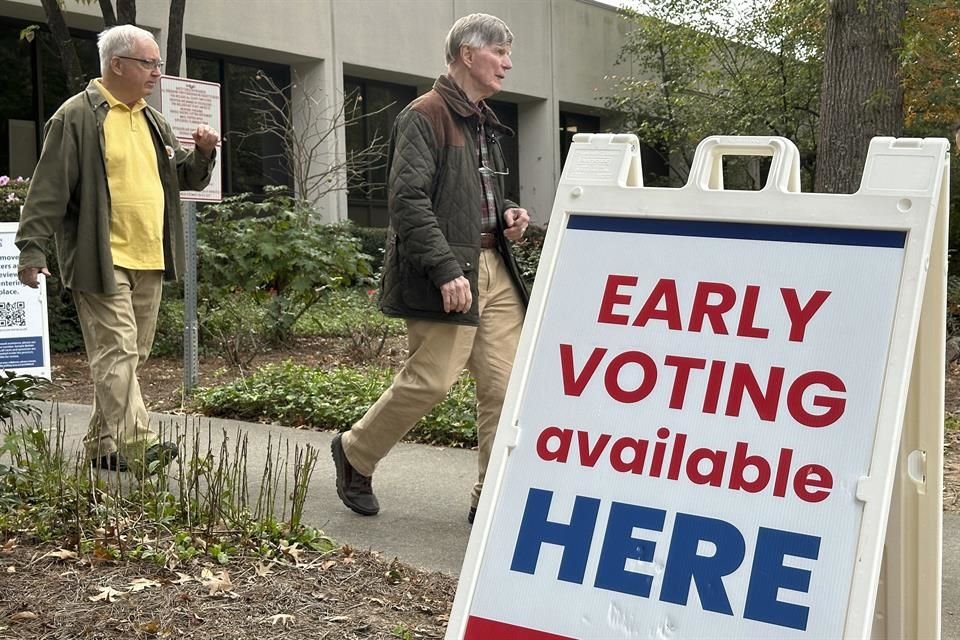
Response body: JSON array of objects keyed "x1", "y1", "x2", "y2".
[{"x1": 447, "y1": 135, "x2": 947, "y2": 640}]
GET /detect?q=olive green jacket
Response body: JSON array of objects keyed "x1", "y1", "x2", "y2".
[
  {"x1": 16, "y1": 80, "x2": 214, "y2": 294},
  {"x1": 379, "y1": 74, "x2": 529, "y2": 325}
]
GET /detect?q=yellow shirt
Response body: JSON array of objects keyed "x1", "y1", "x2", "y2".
[{"x1": 96, "y1": 79, "x2": 165, "y2": 270}]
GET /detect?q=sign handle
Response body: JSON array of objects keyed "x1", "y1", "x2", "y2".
[{"x1": 689, "y1": 135, "x2": 802, "y2": 193}]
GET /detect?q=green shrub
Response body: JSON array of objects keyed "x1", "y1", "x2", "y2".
[
  {"x1": 351, "y1": 226, "x2": 387, "y2": 274},
  {"x1": 198, "y1": 292, "x2": 268, "y2": 367},
  {"x1": 196, "y1": 190, "x2": 374, "y2": 345},
  {"x1": 512, "y1": 224, "x2": 546, "y2": 287},
  {"x1": 152, "y1": 292, "x2": 184, "y2": 357},
  {"x1": 301, "y1": 288, "x2": 403, "y2": 338},
  {"x1": 194, "y1": 361, "x2": 478, "y2": 447}
]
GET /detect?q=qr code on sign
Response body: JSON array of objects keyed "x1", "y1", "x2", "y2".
[{"x1": 0, "y1": 301, "x2": 26, "y2": 329}]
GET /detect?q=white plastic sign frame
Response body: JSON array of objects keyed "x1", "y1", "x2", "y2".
[
  {"x1": 447, "y1": 135, "x2": 946, "y2": 640},
  {"x1": 0, "y1": 222, "x2": 51, "y2": 380}
]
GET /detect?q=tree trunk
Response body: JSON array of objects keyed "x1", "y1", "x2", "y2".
[
  {"x1": 116, "y1": 0, "x2": 136, "y2": 25},
  {"x1": 165, "y1": 0, "x2": 187, "y2": 77},
  {"x1": 815, "y1": 0, "x2": 906, "y2": 193},
  {"x1": 98, "y1": 0, "x2": 117, "y2": 27},
  {"x1": 39, "y1": 0, "x2": 86, "y2": 94}
]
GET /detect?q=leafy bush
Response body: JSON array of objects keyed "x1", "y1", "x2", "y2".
[
  {"x1": 512, "y1": 224, "x2": 546, "y2": 287},
  {"x1": 0, "y1": 370, "x2": 52, "y2": 423},
  {"x1": 302, "y1": 288, "x2": 403, "y2": 338},
  {"x1": 0, "y1": 176, "x2": 30, "y2": 222},
  {"x1": 152, "y1": 292, "x2": 184, "y2": 357},
  {"x1": 351, "y1": 226, "x2": 387, "y2": 274},
  {"x1": 194, "y1": 361, "x2": 478, "y2": 447},
  {"x1": 197, "y1": 190, "x2": 374, "y2": 346}
]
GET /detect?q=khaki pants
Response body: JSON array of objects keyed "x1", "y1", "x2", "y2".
[
  {"x1": 74, "y1": 268, "x2": 163, "y2": 462},
  {"x1": 342, "y1": 249, "x2": 524, "y2": 507}
]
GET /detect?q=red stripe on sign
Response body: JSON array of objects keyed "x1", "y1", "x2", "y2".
[{"x1": 464, "y1": 616, "x2": 575, "y2": 639}]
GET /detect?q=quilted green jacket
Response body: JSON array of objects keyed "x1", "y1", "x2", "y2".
[
  {"x1": 16, "y1": 80, "x2": 214, "y2": 294},
  {"x1": 379, "y1": 74, "x2": 529, "y2": 325}
]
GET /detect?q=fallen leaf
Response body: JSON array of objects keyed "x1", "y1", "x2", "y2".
[
  {"x1": 326, "y1": 615, "x2": 350, "y2": 623},
  {"x1": 9, "y1": 611, "x2": 37, "y2": 622},
  {"x1": 89, "y1": 586, "x2": 127, "y2": 602},
  {"x1": 265, "y1": 613, "x2": 295, "y2": 626},
  {"x1": 128, "y1": 578, "x2": 161, "y2": 592},
  {"x1": 320, "y1": 560, "x2": 337, "y2": 571},
  {"x1": 280, "y1": 541, "x2": 302, "y2": 563},
  {"x1": 171, "y1": 572, "x2": 194, "y2": 585},
  {"x1": 6, "y1": 566, "x2": 14, "y2": 573},
  {"x1": 254, "y1": 561, "x2": 274, "y2": 577},
  {"x1": 201, "y1": 570, "x2": 233, "y2": 596},
  {"x1": 41, "y1": 549, "x2": 78, "y2": 561},
  {"x1": 1, "y1": 539, "x2": 17, "y2": 555}
]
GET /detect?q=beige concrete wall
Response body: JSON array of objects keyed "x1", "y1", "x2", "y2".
[{"x1": 4, "y1": 0, "x2": 632, "y2": 224}]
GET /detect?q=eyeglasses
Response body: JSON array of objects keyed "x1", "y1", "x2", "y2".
[
  {"x1": 116, "y1": 56, "x2": 164, "y2": 71},
  {"x1": 479, "y1": 162, "x2": 509, "y2": 177}
]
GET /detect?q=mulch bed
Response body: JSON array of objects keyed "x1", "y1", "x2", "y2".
[{"x1": 0, "y1": 542, "x2": 456, "y2": 639}]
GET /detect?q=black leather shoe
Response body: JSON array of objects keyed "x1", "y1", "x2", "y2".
[
  {"x1": 331, "y1": 433, "x2": 379, "y2": 515},
  {"x1": 142, "y1": 442, "x2": 178, "y2": 472},
  {"x1": 90, "y1": 452, "x2": 128, "y2": 472},
  {"x1": 468, "y1": 506, "x2": 477, "y2": 525}
]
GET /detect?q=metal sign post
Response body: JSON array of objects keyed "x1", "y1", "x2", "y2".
[
  {"x1": 182, "y1": 200, "x2": 199, "y2": 395},
  {"x1": 149, "y1": 75, "x2": 221, "y2": 397}
]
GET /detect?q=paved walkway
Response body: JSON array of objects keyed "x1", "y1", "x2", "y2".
[{"x1": 24, "y1": 402, "x2": 960, "y2": 639}]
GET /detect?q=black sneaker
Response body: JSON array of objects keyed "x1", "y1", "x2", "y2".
[
  {"x1": 90, "y1": 452, "x2": 128, "y2": 472},
  {"x1": 468, "y1": 506, "x2": 477, "y2": 525},
  {"x1": 331, "y1": 433, "x2": 379, "y2": 516}
]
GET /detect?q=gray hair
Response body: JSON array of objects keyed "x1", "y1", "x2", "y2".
[
  {"x1": 444, "y1": 13, "x2": 513, "y2": 65},
  {"x1": 97, "y1": 24, "x2": 157, "y2": 75}
]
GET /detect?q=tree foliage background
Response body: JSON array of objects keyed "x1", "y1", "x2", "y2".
[{"x1": 606, "y1": 0, "x2": 960, "y2": 267}]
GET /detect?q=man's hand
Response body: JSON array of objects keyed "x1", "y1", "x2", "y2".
[
  {"x1": 192, "y1": 125, "x2": 220, "y2": 159},
  {"x1": 440, "y1": 276, "x2": 472, "y2": 313},
  {"x1": 18, "y1": 267, "x2": 50, "y2": 289},
  {"x1": 503, "y1": 207, "x2": 530, "y2": 242}
]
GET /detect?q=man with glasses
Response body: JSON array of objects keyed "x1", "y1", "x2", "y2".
[
  {"x1": 332, "y1": 13, "x2": 530, "y2": 524},
  {"x1": 16, "y1": 24, "x2": 218, "y2": 474}
]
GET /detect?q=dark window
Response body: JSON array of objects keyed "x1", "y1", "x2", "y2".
[
  {"x1": 559, "y1": 109, "x2": 670, "y2": 186},
  {"x1": 344, "y1": 76, "x2": 415, "y2": 227},
  {"x1": 559, "y1": 111, "x2": 600, "y2": 171},
  {"x1": 0, "y1": 18, "x2": 98, "y2": 179},
  {"x1": 187, "y1": 51, "x2": 292, "y2": 196}
]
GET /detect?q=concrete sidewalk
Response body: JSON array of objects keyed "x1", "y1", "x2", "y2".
[{"x1": 26, "y1": 402, "x2": 960, "y2": 639}]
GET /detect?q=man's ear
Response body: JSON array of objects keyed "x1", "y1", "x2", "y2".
[{"x1": 460, "y1": 44, "x2": 473, "y2": 68}]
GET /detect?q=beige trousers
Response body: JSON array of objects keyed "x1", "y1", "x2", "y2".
[
  {"x1": 342, "y1": 249, "x2": 524, "y2": 507},
  {"x1": 74, "y1": 268, "x2": 163, "y2": 462}
]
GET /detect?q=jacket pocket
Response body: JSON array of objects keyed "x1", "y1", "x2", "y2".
[{"x1": 400, "y1": 244, "x2": 477, "y2": 313}]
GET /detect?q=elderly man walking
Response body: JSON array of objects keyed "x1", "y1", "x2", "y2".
[
  {"x1": 16, "y1": 24, "x2": 219, "y2": 474},
  {"x1": 332, "y1": 13, "x2": 530, "y2": 523}
]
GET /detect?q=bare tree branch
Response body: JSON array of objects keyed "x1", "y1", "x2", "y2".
[{"x1": 233, "y1": 71, "x2": 392, "y2": 208}]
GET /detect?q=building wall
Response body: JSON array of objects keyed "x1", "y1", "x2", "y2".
[{"x1": 2, "y1": 0, "x2": 630, "y2": 224}]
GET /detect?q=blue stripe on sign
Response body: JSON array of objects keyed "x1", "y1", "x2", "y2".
[{"x1": 566, "y1": 215, "x2": 907, "y2": 249}]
